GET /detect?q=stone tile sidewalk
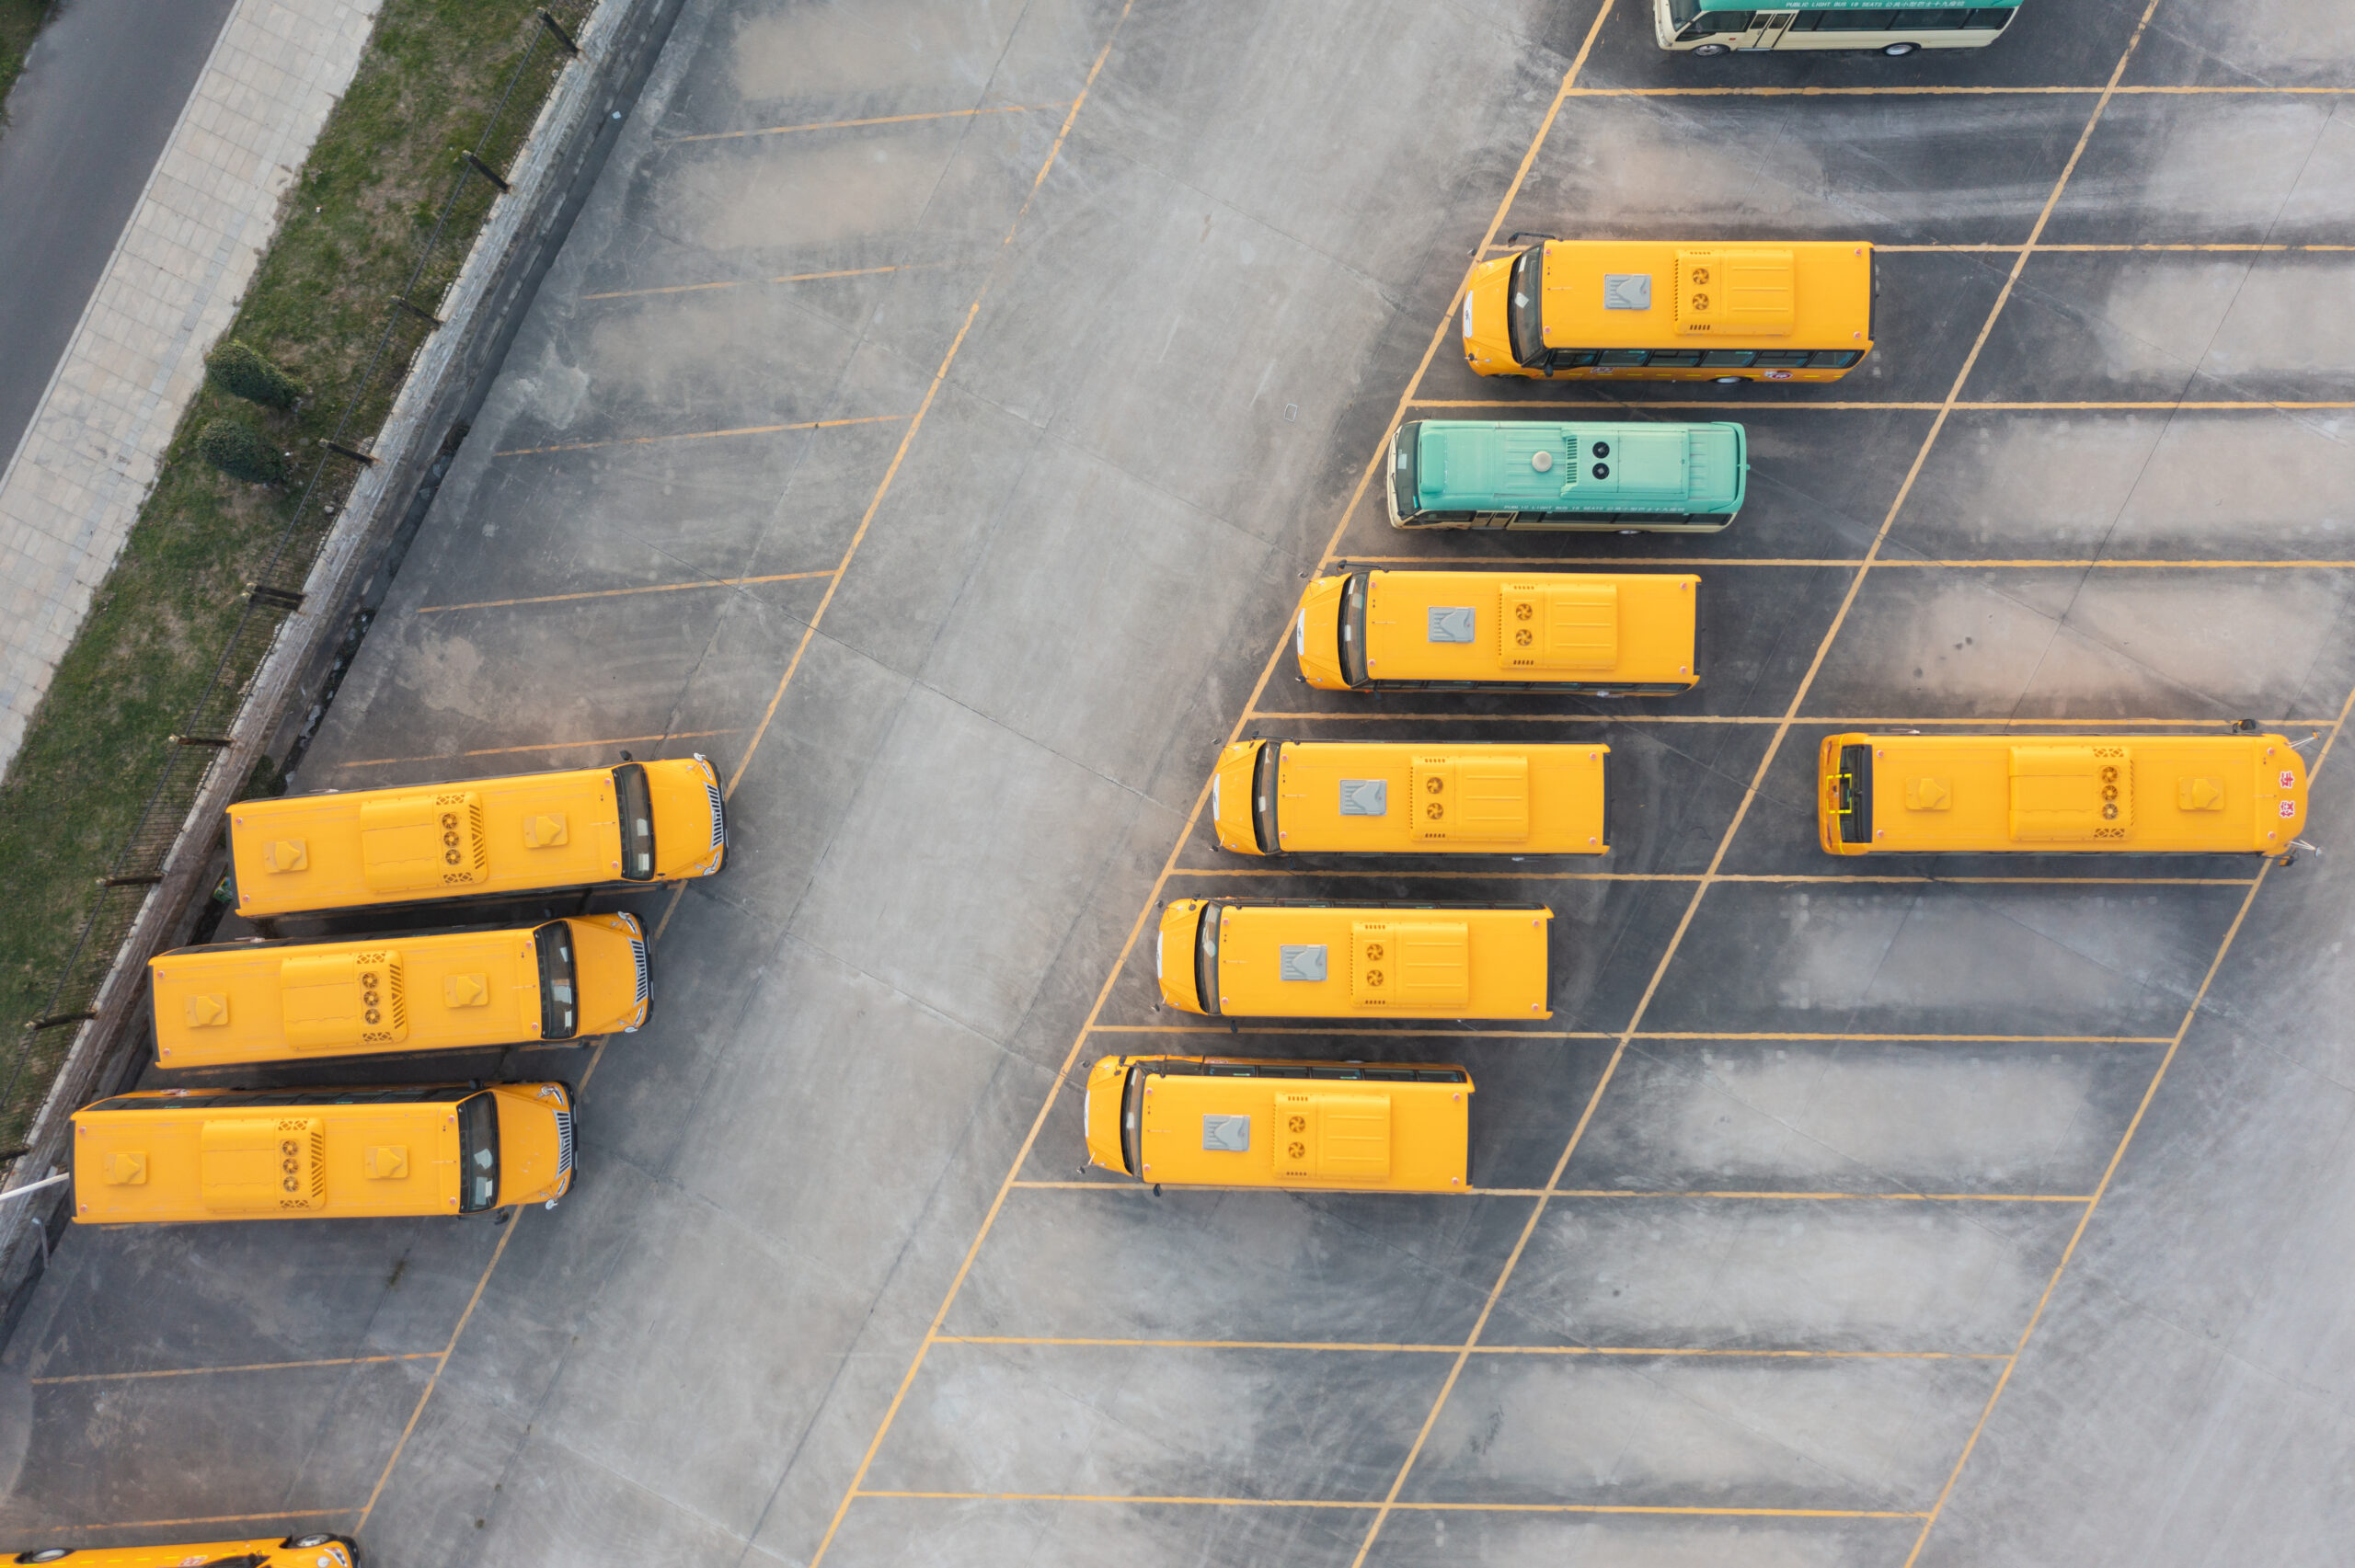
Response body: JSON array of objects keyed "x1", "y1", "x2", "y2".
[{"x1": 0, "y1": 0, "x2": 380, "y2": 779}]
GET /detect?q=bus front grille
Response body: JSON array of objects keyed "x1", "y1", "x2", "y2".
[
  {"x1": 630, "y1": 938, "x2": 650, "y2": 1004},
  {"x1": 554, "y1": 1110, "x2": 575, "y2": 1178},
  {"x1": 706, "y1": 781, "x2": 727, "y2": 853}
]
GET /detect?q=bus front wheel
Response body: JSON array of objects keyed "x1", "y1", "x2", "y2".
[
  {"x1": 1712, "y1": 375, "x2": 1743, "y2": 384},
  {"x1": 1691, "y1": 42, "x2": 1729, "y2": 55},
  {"x1": 1881, "y1": 40, "x2": 1919, "y2": 54}
]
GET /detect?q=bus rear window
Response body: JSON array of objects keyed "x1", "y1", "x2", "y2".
[
  {"x1": 1392, "y1": 425, "x2": 1419, "y2": 519},
  {"x1": 456, "y1": 1092, "x2": 500, "y2": 1212},
  {"x1": 1837, "y1": 744, "x2": 1873, "y2": 844},
  {"x1": 615, "y1": 762, "x2": 657, "y2": 880},
  {"x1": 534, "y1": 921, "x2": 579, "y2": 1040},
  {"x1": 1507, "y1": 247, "x2": 1545, "y2": 368}
]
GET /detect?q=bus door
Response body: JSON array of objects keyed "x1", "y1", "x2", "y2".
[
  {"x1": 1733, "y1": 10, "x2": 1798, "y2": 47},
  {"x1": 1472, "y1": 510, "x2": 1518, "y2": 529}
]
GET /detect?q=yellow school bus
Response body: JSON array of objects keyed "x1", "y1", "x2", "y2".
[
  {"x1": 2, "y1": 1534, "x2": 357, "y2": 1566},
  {"x1": 1295, "y1": 569, "x2": 1698, "y2": 694},
  {"x1": 72, "y1": 1081, "x2": 574, "y2": 1224},
  {"x1": 229, "y1": 755, "x2": 725, "y2": 919},
  {"x1": 1464, "y1": 239, "x2": 1875, "y2": 383},
  {"x1": 1156, "y1": 899, "x2": 1551, "y2": 1019},
  {"x1": 1820, "y1": 732, "x2": 2308, "y2": 854},
  {"x1": 148, "y1": 914, "x2": 648, "y2": 1070},
  {"x1": 1083, "y1": 1054, "x2": 1474, "y2": 1192},
  {"x1": 1211, "y1": 739, "x2": 1608, "y2": 855}
]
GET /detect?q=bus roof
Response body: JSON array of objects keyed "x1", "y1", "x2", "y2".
[
  {"x1": 1537, "y1": 240, "x2": 1873, "y2": 352},
  {"x1": 231, "y1": 765, "x2": 624, "y2": 915},
  {"x1": 1362, "y1": 570, "x2": 1698, "y2": 689},
  {"x1": 151, "y1": 925, "x2": 545, "y2": 1066},
  {"x1": 1122, "y1": 1056, "x2": 1473, "y2": 1191},
  {"x1": 1823, "y1": 732, "x2": 2306, "y2": 854},
  {"x1": 74, "y1": 1089, "x2": 469, "y2": 1223},
  {"x1": 1209, "y1": 902, "x2": 1552, "y2": 1019},
  {"x1": 1269, "y1": 741, "x2": 1607, "y2": 853},
  {"x1": 1412, "y1": 421, "x2": 1744, "y2": 513}
]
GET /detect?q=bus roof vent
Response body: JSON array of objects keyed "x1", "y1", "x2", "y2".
[
  {"x1": 2010, "y1": 746, "x2": 2132, "y2": 841},
  {"x1": 200, "y1": 1116, "x2": 326, "y2": 1212},
  {"x1": 281, "y1": 948, "x2": 409, "y2": 1050},
  {"x1": 1271, "y1": 1092, "x2": 1393, "y2": 1179},
  {"x1": 1673, "y1": 248, "x2": 1794, "y2": 337},
  {"x1": 1499, "y1": 581, "x2": 1618, "y2": 670},
  {"x1": 1409, "y1": 757, "x2": 1530, "y2": 841},
  {"x1": 1353, "y1": 921, "x2": 1469, "y2": 1007},
  {"x1": 359, "y1": 791, "x2": 488, "y2": 890}
]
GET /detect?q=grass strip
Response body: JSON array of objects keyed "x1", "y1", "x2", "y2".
[
  {"x1": 0, "y1": 0, "x2": 590, "y2": 1141},
  {"x1": 0, "y1": 0, "x2": 56, "y2": 121}
]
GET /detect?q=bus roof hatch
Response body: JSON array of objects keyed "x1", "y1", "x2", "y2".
[{"x1": 1674, "y1": 248, "x2": 1795, "y2": 337}]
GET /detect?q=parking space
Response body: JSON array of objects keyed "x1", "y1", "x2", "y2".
[{"x1": 5, "y1": 0, "x2": 2355, "y2": 1562}]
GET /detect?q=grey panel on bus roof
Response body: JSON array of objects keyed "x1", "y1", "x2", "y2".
[
  {"x1": 1339, "y1": 780, "x2": 1388, "y2": 816},
  {"x1": 1604, "y1": 273, "x2": 1652, "y2": 310},
  {"x1": 1428, "y1": 607, "x2": 1476, "y2": 643},
  {"x1": 1200, "y1": 1115, "x2": 1250, "y2": 1152},
  {"x1": 1279, "y1": 944, "x2": 1327, "y2": 982}
]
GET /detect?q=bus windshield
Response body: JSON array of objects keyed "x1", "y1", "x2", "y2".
[
  {"x1": 615, "y1": 762, "x2": 657, "y2": 880},
  {"x1": 456, "y1": 1092, "x2": 500, "y2": 1212},
  {"x1": 534, "y1": 921, "x2": 579, "y2": 1040},
  {"x1": 1251, "y1": 740, "x2": 1281, "y2": 854},
  {"x1": 1339, "y1": 574, "x2": 1369, "y2": 688},
  {"x1": 1194, "y1": 903, "x2": 1222, "y2": 1019},
  {"x1": 1120, "y1": 1063, "x2": 1146, "y2": 1176},
  {"x1": 1391, "y1": 424, "x2": 1419, "y2": 520},
  {"x1": 1507, "y1": 246, "x2": 1545, "y2": 367}
]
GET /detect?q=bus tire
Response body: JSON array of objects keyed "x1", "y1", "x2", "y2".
[
  {"x1": 1712, "y1": 375, "x2": 1743, "y2": 383},
  {"x1": 1691, "y1": 42, "x2": 1729, "y2": 55},
  {"x1": 1881, "y1": 40, "x2": 1919, "y2": 54},
  {"x1": 286, "y1": 1538, "x2": 337, "y2": 1551}
]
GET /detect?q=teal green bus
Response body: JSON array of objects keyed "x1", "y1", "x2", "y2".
[
  {"x1": 1387, "y1": 420, "x2": 1748, "y2": 532},
  {"x1": 1656, "y1": 0, "x2": 2023, "y2": 55}
]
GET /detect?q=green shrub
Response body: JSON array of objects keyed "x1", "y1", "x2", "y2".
[
  {"x1": 195, "y1": 418, "x2": 289, "y2": 485},
  {"x1": 203, "y1": 338, "x2": 303, "y2": 408}
]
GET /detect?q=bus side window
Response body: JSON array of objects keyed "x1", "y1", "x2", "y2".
[
  {"x1": 1547, "y1": 349, "x2": 1600, "y2": 371},
  {"x1": 1754, "y1": 350, "x2": 1810, "y2": 368},
  {"x1": 1816, "y1": 8, "x2": 1895, "y2": 27},
  {"x1": 1649, "y1": 350, "x2": 1703, "y2": 368},
  {"x1": 1598, "y1": 349, "x2": 1648, "y2": 367},
  {"x1": 1964, "y1": 6, "x2": 2014, "y2": 25},
  {"x1": 1786, "y1": 10, "x2": 1824, "y2": 27},
  {"x1": 1702, "y1": 350, "x2": 1757, "y2": 368},
  {"x1": 1809, "y1": 349, "x2": 1862, "y2": 369},
  {"x1": 1915, "y1": 6, "x2": 1973, "y2": 26}
]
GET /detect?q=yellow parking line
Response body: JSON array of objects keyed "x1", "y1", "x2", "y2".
[
  {"x1": 493, "y1": 412, "x2": 907, "y2": 459},
  {"x1": 17, "y1": 1508, "x2": 354, "y2": 1532},
  {"x1": 660, "y1": 101, "x2": 1072, "y2": 145},
  {"x1": 1403, "y1": 398, "x2": 2355, "y2": 411},
  {"x1": 582, "y1": 261, "x2": 948, "y2": 302},
  {"x1": 935, "y1": 1334, "x2": 2012, "y2": 1358},
  {"x1": 1558, "y1": 84, "x2": 2354, "y2": 96},
  {"x1": 1003, "y1": 1181, "x2": 2088, "y2": 1202},
  {"x1": 34, "y1": 1352, "x2": 441, "y2": 1385},
  {"x1": 1336, "y1": 555, "x2": 2355, "y2": 569},
  {"x1": 855, "y1": 1491, "x2": 1928, "y2": 1518},
  {"x1": 334, "y1": 728, "x2": 736, "y2": 769},
  {"x1": 1166, "y1": 867, "x2": 2252, "y2": 887},
  {"x1": 417, "y1": 570, "x2": 833, "y2": 614}
]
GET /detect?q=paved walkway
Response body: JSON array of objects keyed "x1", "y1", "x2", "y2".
[{"x1": 0, "y1": 0, "x2": 381, "y2": 779}]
